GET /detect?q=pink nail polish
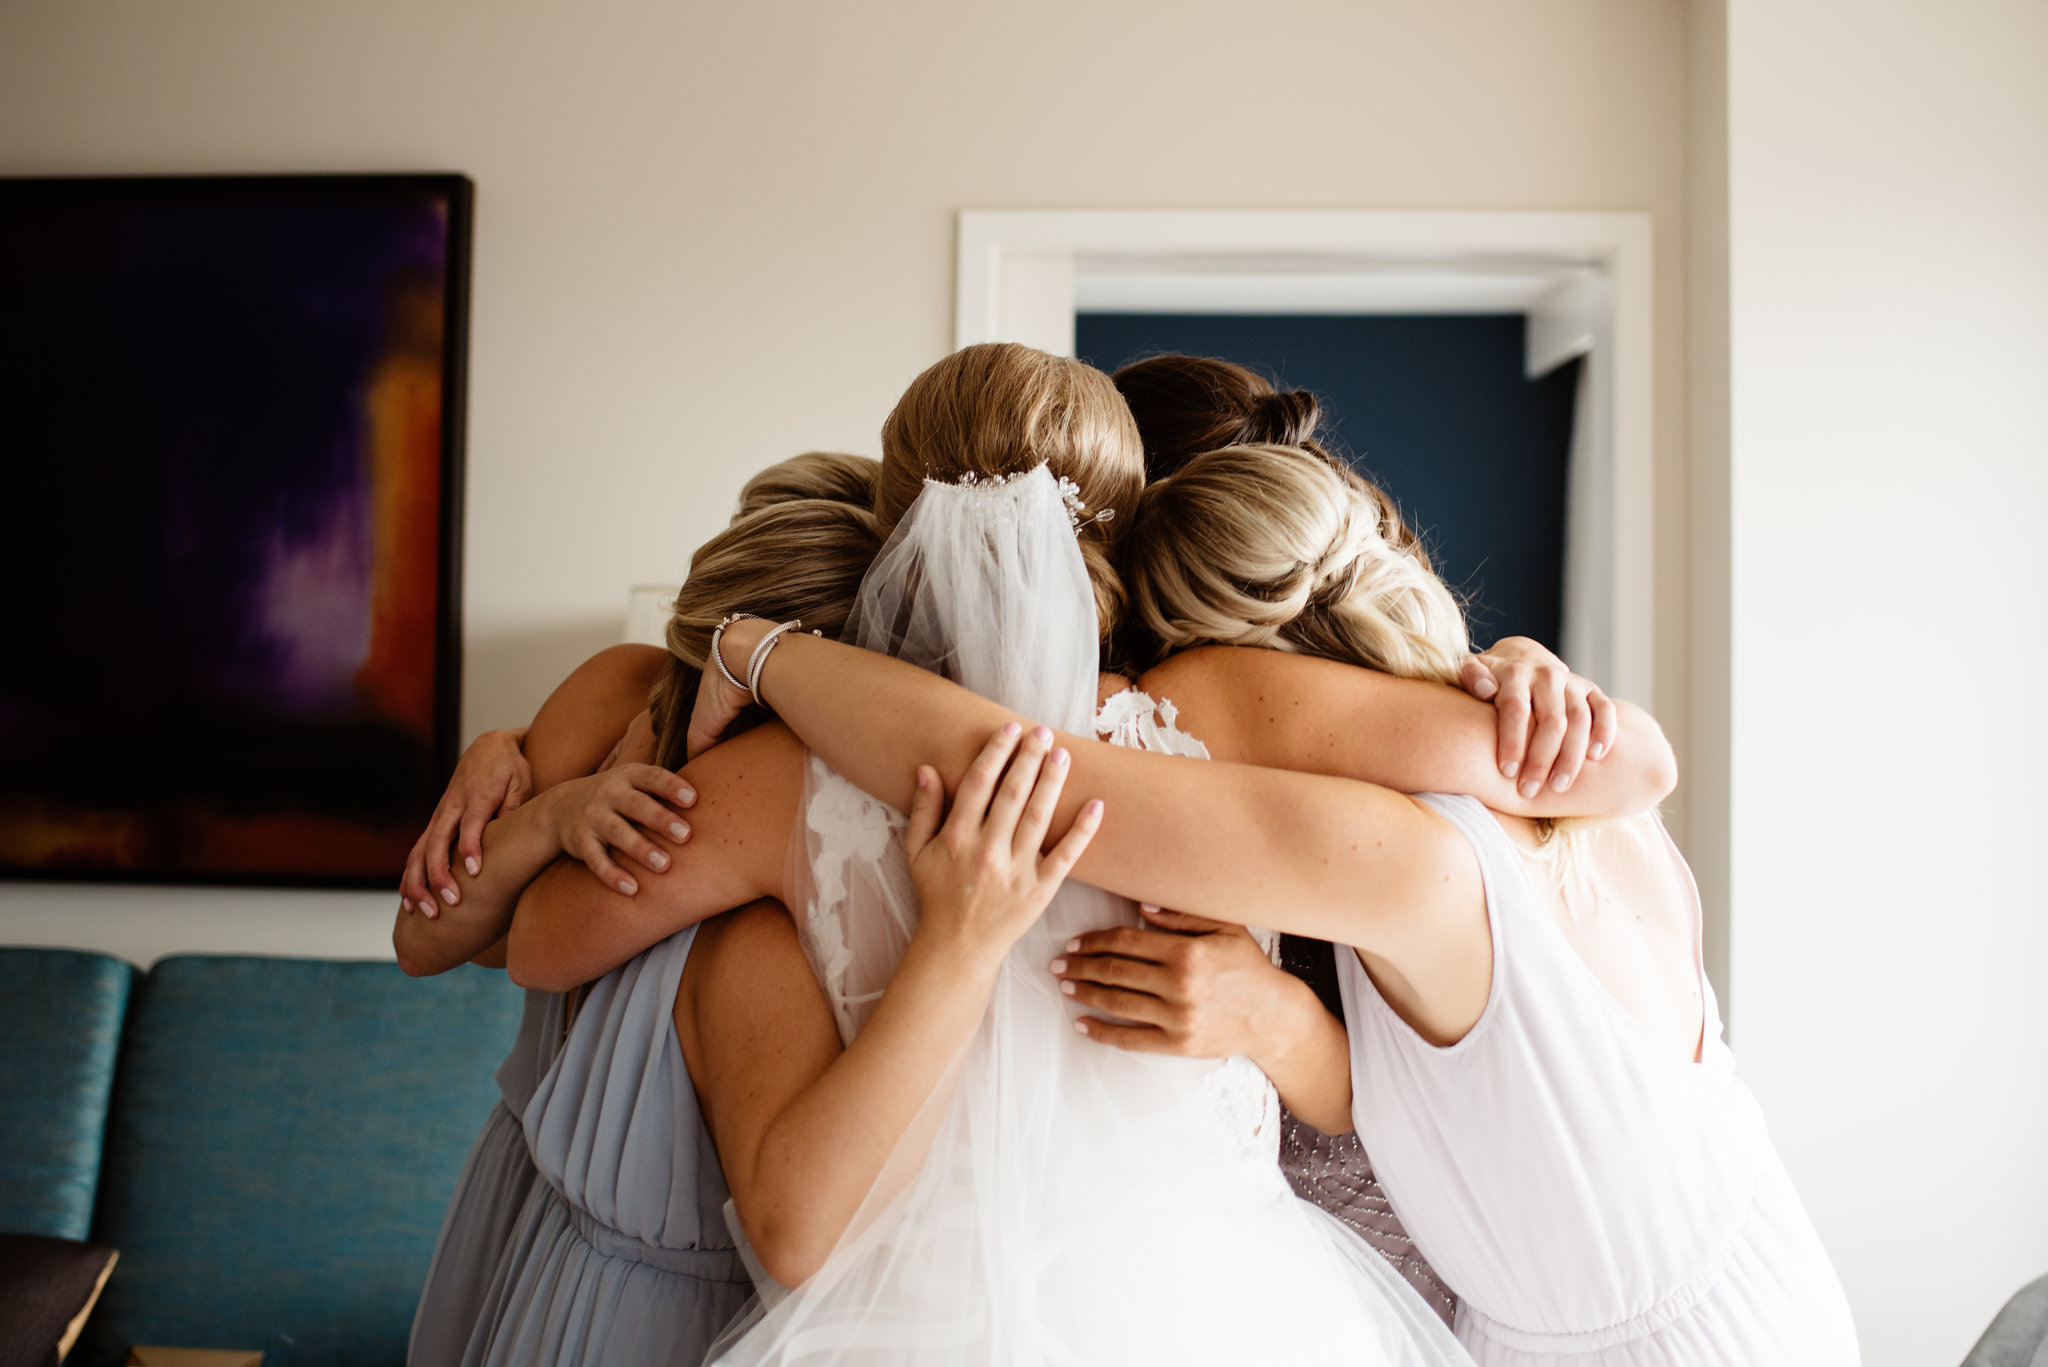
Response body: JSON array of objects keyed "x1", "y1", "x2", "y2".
[
  {"x1": 1065, "y1": 938, "x2": 1080, "y2": 953},
  {"x1": 1589, "y1": 743, "x2": 1608, "y2": 761},
  {"x1": 1502, "y1": 761, "x2": 1520, "y2": 779},
  {"x1": 1061, "y1": 980, "x2": 1077, "y2": 996},
  {"x1": 619, "y1": 878, "x2": 637, "y2": 895},
  {"x1": 1032, "y1": 725, "x2": 1052, "y2": 743},
  {"x1": 1050, "y1": 958, "x2": 1067, "y2": 974},
  {"x1": 464, "y1": 856, "x2": 480, "y2": 877},
  {"x1": 438, "y1": 887, "x2": 457, "y2": 906},
  {"x1": 1521, "y1": 780, "x2": 1541, "y2": 799},
  {"x1": 670, "y1": 822, "x2": 689, "y2": 840},
  {"x1": 1003, "y1": 722, "x2": 1022, "y2": 738},
  {"x1": 1552, "y1": 772, "x2": 1573, "y2": 793},
  {"x1": 649, "y1": 851, "x2": 669, "y2": 870},
  {"x1": 1139, "y1": 903, "x2": 1159, "y2": 916},
  {"x1": 1073, "y1": 1020, "x2": 1090, "y2": 1035},
  {"x1": 1050, "y1": 747, "x2": 1069, "y2": 766}
]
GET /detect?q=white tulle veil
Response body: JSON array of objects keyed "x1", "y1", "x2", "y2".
[{"x1": 710, "y1": 465, "x2": 1469, "y2": 1367}]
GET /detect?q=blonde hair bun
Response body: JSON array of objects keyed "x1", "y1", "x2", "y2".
[{"x1": 1124, "y1": 443, "x2": 1469, "y2": 682}]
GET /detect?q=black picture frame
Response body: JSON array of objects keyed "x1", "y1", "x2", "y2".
[{"x1": 0, "y1": 172, "x2": 473, "y2": 889}]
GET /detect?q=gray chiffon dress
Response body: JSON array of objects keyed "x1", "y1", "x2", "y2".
[
  {"x1": 457, "y1": 925, "x2": 754, "y2": 1366},
  {"x1": 410, "y1": 986, "x2": 566, "y2": 1365}
]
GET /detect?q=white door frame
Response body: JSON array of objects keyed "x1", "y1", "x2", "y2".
[{"x1": 954, "y1": 208, "x2": 1654, "y2": 705}]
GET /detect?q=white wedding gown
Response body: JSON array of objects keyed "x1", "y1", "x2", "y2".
[{"x1": 710, "y1": 467, "x2": 1470, "y2": 1366}]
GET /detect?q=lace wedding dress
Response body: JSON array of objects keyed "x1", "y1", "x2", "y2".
[{"x1": 710, "y1": 466, "x2": 1470, "y2": 1366}]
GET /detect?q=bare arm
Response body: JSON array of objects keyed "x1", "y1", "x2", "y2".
[
  {"x1": 1141, "y1": 646, "x2": 1676, "y2": 817},
  {"x1": 503, "y1": 722, "x2": 806, "y2": 992},
  {"x1": 697, "y1": 622, "x2": 1487, "y2": 1043},
  {"x1": 677, "y1": 728, "x2": 1100, "y2": 1287},
  {"x1": 392, "y1": 644, "x2": 672, "y2": 975}
]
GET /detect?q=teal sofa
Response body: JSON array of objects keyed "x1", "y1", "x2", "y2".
[{"x1": 1, "y1": 945, "x2": 522, "y2": 1367}]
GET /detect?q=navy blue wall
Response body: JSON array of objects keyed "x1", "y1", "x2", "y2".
[{"x1": 1076, "y1": 314, "x2": 1579, "y2": 651}]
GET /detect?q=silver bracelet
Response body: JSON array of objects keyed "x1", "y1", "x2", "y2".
[
  {"x1": 709, "y1": 614, "x2": 758, "y2": 695},
  {"x1": 745, "y1": 619, "x2": 806, "y2": 707}
]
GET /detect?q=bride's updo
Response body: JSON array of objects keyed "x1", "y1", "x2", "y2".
[
  {"x1": 1123, "y1": 442, "x2": 1469, "y2": 681},
  {"x1": 737, "y1": 451, "x2": 879, "y2": 517},
  {"x1": 879, "y1": 342, "x2": 1143, "y2": 643}
]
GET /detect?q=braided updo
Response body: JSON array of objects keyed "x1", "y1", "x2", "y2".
[{"x1": 1122, "y1": 443, "x2": 1469, "y2": 680}]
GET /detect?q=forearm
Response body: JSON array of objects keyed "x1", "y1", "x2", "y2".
[
  {"x1": 741, "y1": 938, "x2": 999, "y2": 1284},
  {"x1": 394, "y1": 793, "x2": 572, "y2": 976},
  {"x1": 736, "y1": 629, "x2": 1451, "y2": 948},
  {"x1": 1145, "y1": 647, "x2": 1675, "y2": 819},
  {"x1": 1254, "y1": 986, "x2": 1354, "y2": 1134}
]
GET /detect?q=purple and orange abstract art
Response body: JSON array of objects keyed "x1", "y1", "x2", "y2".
[{"x1": 0, "y1": 176, "x2": 471, "y2": 885}]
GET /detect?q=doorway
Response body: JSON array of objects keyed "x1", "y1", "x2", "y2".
[{"x1": 1075, "y1": 312, "x2": 1581, "y2": 652}]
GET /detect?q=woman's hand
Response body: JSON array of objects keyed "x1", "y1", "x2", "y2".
[
  {"x1": 1058, "y1": 904, "x2": 1354, "y2": 1131},
  {"x1": 401, "y1": 727, "x2": 534, "y2": 915},
  {"x1": 539, "y1": 764, "x2": 699, "y2": 897},
  {"x1": 903, "y1": 723, "x2": 1104, "y2": 969},
  {"x1": 686, "y1": 617, "x2": 772, "y2": 761},
  {"x1": 1056, "y1": 906, "x2": 1307, "y2": 1061},
  {"x1": 1459, "y1": 637, "x2": 1619, "y2": 799}
]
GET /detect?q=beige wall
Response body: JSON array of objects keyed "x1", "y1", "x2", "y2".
[
  {"x1": 0, "y1": 0, "x2": 1697, "y2": 964},
  {"x1": 1725, "y1": 0, "x2": 2048, "y2": 1361}
]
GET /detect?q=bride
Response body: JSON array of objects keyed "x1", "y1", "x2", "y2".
[{"x1": 687, "y1": 462, "x2": 1468, "y2": 1365}]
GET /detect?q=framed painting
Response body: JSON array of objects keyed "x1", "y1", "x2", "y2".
[{"x1": 0, "y1": 174, "x2": 472, "y2": 886}]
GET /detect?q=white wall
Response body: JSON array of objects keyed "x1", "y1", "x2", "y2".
[
  {"x1": 1725, "y1": 1, "x2": 2048, "y2": 1361},
  {"x1": 0, "y1": 0, "x2": 1695, "y2": 967}
]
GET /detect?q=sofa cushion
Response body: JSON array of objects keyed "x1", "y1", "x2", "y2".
[
  {"x1": 77, "y1": 956, "x2": 522, "y2": 1367},
  {"x1": 0, "y1": 948, "x2": 135, "y2": 1242}
]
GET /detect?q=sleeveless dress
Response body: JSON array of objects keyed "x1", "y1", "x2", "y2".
[
  {"x1": 410, "y1": 986, "x2": 565, "y2": 1365},
  {"x1": 1337, "y1": 794, "x2": 1860, "y2": 1366},
  {"x1": 458, "y1": 928, "x2": 754, "y2": 1367}
]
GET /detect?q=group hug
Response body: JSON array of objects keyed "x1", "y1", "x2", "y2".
[{"x1": 389, "y1": 343, "x2": 1860, "y2": 1366}]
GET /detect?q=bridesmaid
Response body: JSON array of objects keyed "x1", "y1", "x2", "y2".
[
  {"x1": 398, "y1": 455, "x2": 879, "y2": 1364},
  {"x1": 1076, "y1": 352, "x2": 1593, "y2": 1322}
]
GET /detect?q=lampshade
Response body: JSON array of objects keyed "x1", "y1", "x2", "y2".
[{"x1": 623, "y1": 583, "x2": 680, "y2": 646}]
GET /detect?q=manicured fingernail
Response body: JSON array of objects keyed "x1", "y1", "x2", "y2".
[
  {"x1": 1065, "y1": 938, "x2": 1080, "y2": 953},
  {"x1": 1060, "y1": 980, "x2": 1076, "y2": 996},
  {"x1": 1139, "y1": 903, "x2": 1160, "y2": 916},
  {"x1": 464, "y1": 856, "x2": 480, "y2": 877},
  {"x1": 677, "y1": 788, "x2": 696, "y2": 807},
  {"x1": 618, "y1": 878, "x2": 638, "y2": 895},
  {"x1": 1050, "y1": 747, "x2": 1069, "y2": 766},
  {"x1": 669, "y1": 822, "x2": 690, "y2": 840},
  {"x1": 1050, "y1": 958, "x2": 1067, "y2": 973},
  {"x1": 1003, "y1": 722, "x2": 1022, "y2": 737},
  {"x1": 438, "y1": 886, "x2": 457, "y2": 906},
  {"x1": 424, "y1": 905, "x2": 439, "y2": 920},
  {"x1": 1502, "y1": 761, "x2": 1520, "y2": 779},
  {"x1": 649, "y1": 850, "x2": 669, "y2": 870},
  {"x1": 1520, "y1": 779, "x2": 1541, "y2": 798},
  {"x1": 1032, "y1": 725, "x2": 1052, "y2": 743},
  {"x1": 1073, "y1": 1020, "x2": 1090, "y2": 1035},
  {"x1": 1552, "y1": 771, "x2": 1573, "y2": 793},
  {"x1": 1589, "y1": 743, "x2": 1608, "y2": 761},
  {"x1": 1086, "y1": 799, "x2": 1104, "y2": 818}
]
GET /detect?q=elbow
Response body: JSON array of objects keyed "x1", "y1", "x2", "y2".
[
  {"x1": 504, "y1": 926, "x2": 579, "y2": 994},
  {"x1": 393, "y1": 926, "x2": 445, "y2": 978},
  {"x1": 749, "y1": 1213, "x2": 830, "y2": 1289}
]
